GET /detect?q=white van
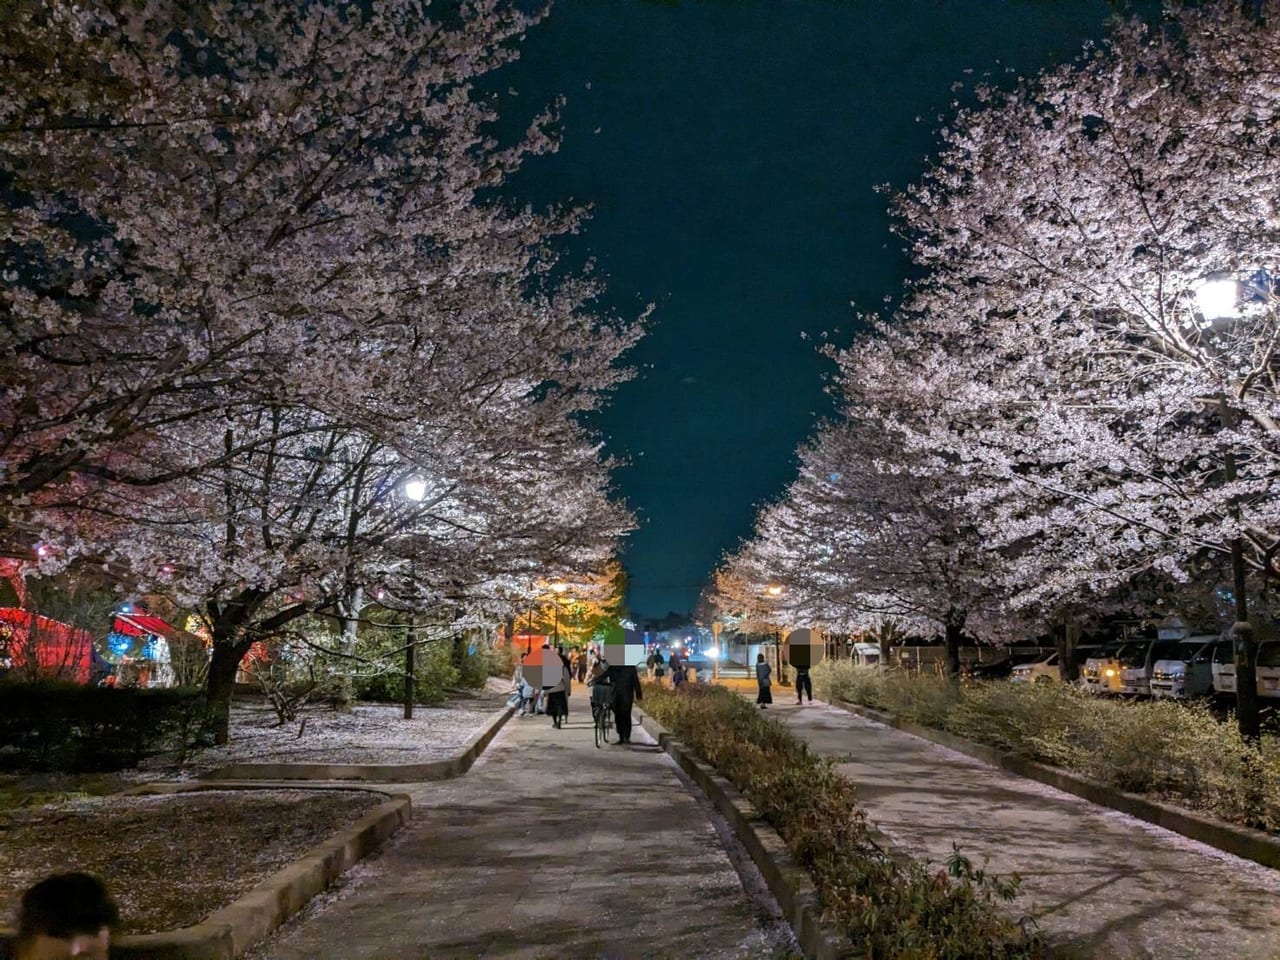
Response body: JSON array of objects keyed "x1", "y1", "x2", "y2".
[
  {"x1": 1213, "y1": 639, "x2": 1280, "y2": 699},
  {"x1": 1120, "y1": 638, "x2": 1193, "y2": 696},
  {"x1": 1082, "y1": 642, "x2": 1133, "y2": 695},
  {"x1": 1149, "y1": 636, "x2": 1219, "y2": 699},
  {"x1": 852, "y1": 642, "x2": 882, "y2": 667},
  {"x1": 1083, "y1": 638, "x2": 1178, "y2": 696}
]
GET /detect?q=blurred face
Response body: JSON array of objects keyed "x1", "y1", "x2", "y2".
[{"x1": 17, "y1": 929, "x2": 110, "y2": 960}]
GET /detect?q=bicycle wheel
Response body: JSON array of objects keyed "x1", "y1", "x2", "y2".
[{"x1": 593, "y1": 703, "x2": 605, "y2": 748}]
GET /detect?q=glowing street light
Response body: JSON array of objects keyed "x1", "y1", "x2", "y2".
[
  {"x1": 404, "y1": 476, "x2": 428, "y2": 502},
  {"x1": 550, "y1": 581, "x2": 569, "y2": 646},
  {"x1": 762, "y1": 584, "x2": 788, "y2": 685},
  {"x1": 1195, "y1": 276, "x2": 1241, "y2": 323}
]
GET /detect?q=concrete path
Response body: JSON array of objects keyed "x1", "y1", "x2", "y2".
[
  {"x1": 767, "y1": 697, "x2": 1280, "y2": 960},
  {"x1": 247, "y1": 705, "x2": 798, "y2": 960}
]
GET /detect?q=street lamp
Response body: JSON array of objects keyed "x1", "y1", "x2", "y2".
[
  {"x1": 711, "y1": 621, "x2": 722, "y2": 681},
  {"x1": 402, "y1": 476, "x2": 427, "y2": 720},
  {"x1": 1194, "y1": 274, "x2": 1240, "y2": 323},
  {"x1": 764, "y1": 584, "x2": 789, "y2": 686},
  {"x1": 550, "y1": 581, "x2": 568, "y2": 647}
]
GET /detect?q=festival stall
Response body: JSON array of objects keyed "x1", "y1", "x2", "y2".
[
  {"x1": 103, "y1": 611, "x2": 181, "y2": 687},
  {"x1": 0, "y1": 607, "x2": 96, "y2": 683}
]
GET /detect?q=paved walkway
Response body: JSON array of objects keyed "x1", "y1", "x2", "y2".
[
  {"x1": 247, "y1": 704, "x2": 798, "y2": 960},
  {"x1": 763, "y1": 696, "x2": 1280, "y2": 960}
]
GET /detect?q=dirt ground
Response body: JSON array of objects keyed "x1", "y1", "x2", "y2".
[
  {"x1": 0, "y1": 687, "x2": 505, "y2": 935},
  {"x1": 0, "y1": 788, "x2": 383, "y2": 934}
]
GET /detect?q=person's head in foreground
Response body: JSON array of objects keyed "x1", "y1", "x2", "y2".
[{"x1": 14, "y1": 873, "x2": 118, "y2": 960}]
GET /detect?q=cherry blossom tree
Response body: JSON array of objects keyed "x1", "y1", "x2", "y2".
[
  {"x1": 2, "y1": 1, "x2": 642, "y2": 739},
  {"x1": 883, "y1": 0, "x2": 1280, "y2": 734}
]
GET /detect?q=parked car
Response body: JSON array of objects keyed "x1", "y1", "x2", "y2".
[
  {"x1": 1149, "y1": 636, "x2": 1219, "y2": 699},
  {"x1": 1011, "y1": 652, "x2": 1061, "y2": 684},
  {"x1": 1082, "y1": 644, "x2": 1128, "y2": 695},
  {"x1": 965, "y1": 651, "x2": 1048, "y2": 681},
  {"x1": 1213, "y1": 639, "x2": 1280, "y2": 700}
]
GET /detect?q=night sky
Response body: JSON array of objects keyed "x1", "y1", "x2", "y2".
[{"x1": 497, "y1": 0, "x2": 1135, "y2": 618}]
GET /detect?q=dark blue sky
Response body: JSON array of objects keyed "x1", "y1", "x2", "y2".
[{"x1": 498, "y1": 0, "x2": 1135, "y2": 618}]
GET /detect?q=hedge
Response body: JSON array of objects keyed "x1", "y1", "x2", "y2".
[
  {"x1": 812, "y1": 661, "x2": 1280, "y2": 833},
  {"x1": 0, "y1": 681, "x2": 211, "y2": 772},
  {"x1": 643, "y1": 683, "x2": 1044, "y2": 959}
]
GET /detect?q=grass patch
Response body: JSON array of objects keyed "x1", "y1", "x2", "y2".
[
  {"x1": 643, "y1": 683, "x2": 1044, "y2": 960},
  {"x1": 812, "y1": 661, "x2": 1280, "y2": 832}
]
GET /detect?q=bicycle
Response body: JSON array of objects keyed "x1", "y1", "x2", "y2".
[{"x1": 591, "y1": 683, "x2": 614, "y2": 748}]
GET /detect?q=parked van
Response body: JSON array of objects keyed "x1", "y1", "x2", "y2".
[
  {"x1": 1082, "y1": 642, "x2": 1131, "y2": 694},
  {"x1": 1149, "y1": 636, "x2": 1219, "y2": 699},
  {"x1": 1084, "y1": 638, "x2": 1180, "y2": 696},
  {"x1": 852, "y1": 642, "x2": 882, "y2": 667},
  {"x1": 1213, "y1": 639, "x2": 1280, "y2": 699},
  {"x1": 1119, "y1": 638, "x2": 1193, "y2": 696}
]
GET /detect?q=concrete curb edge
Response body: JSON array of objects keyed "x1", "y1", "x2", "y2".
[
  {"x1": 638, "y1": 714, "x2": 852, "y2": 960},
  {"x1": 199, "y1": 705, "x2": 514, "y2": 782},
  {"x1": 0, "y1": 787, "x2": 411, "y2": 960},
  {"x1": 833, "y1": 698, "x2": 1280, "y2": 871}
]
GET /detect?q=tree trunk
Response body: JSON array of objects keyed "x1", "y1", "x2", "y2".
[
  {"x1": 1231, "y1": 536, "x2": 1261, "y2": 742},
  {"x1": 337, "y1": 584, "x2": 362, "y2": 711},
  {"x1": 1220, "y1": 403, "x2": 1260, "y2": 742},
  {"x1": 944, "y1": 609, "x2": 964, "y2": 679},
  {"x1": 1054, "y1": 619, "x2": 1081, "y2": 683},
  {"x1": 403, "y1": 612, "x2": 416, "y2": 720},
  {"x1": 206, "y1": 640, "x2": 250, "y2": 745}
]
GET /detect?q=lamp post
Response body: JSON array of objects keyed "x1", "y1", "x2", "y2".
[
  {"x1": 711, "y1": 621, "x2": 722, "y2": 682},
  {"x1": 402, "y1": 477, "x2": 428, "y2": 720},
  {"x1": 551, "y1": 581, "x2": 568, "y2": 648},
  {"x1": 764, "y1": 584, "x2": 789, "y2": 686},
  {"x1": 1192, "y1": 272, "x2": 1268, "y2": 739}
]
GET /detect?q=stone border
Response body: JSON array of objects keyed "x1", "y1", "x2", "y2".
[
  {"x1": 0, "y1": 783, "x2": 410, "y2": 960},
  {"x1": 833, "y1": 699, "x2": 1280, "y2": 871},
  {"x1": 199, "y1": 704, "x2": 513, "y2": 782},
  {"x1": 639, "y1": 714, "x2": 853, "y2": 960}
]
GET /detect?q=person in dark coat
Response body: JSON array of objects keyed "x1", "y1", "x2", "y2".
[
  {"x1": 755, "y1": 653, "x2": 773, "y2": 709},
  {"x1": 602, "y1": 662, "x2": 643, "y2": 744}
]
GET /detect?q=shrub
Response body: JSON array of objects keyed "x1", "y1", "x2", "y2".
[
  {"x1": 354, "y1": 638, "x2": 456, "y2": 705},
  {"x1": 0, "y1": 681, "x2": 211, "y2": 772},
  {"x1": 644, "y1": 683, "x2": 1043, "y2": 959},
  {"x1": 829, "y1": 670, "x2": 1280, "y2": 833}
]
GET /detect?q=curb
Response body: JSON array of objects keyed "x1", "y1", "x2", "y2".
[
  {"x1": 198, "y1": 705, "x2": 513, "y2": 782},
  {"x1": 833, "y1": 699, "x2": 1280, "y2": 871},
  {"x1": 639, "y1": 714, "x2": 852, "y2": 960},
  {"x1": 0, "y1": 786, "x2": 410, "y2": 960}
]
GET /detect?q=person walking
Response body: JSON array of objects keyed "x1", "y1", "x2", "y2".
[
  {"x1": 652, "y1": 649, "x2": 666, "y2": 683},
  {"x1": 545, "y1": 651, "x2": 571, "y2": 728},
  {"x1": 795, "y1": 664, "x2": 813, "y2": 704},
  {"x1": 576, "y1": 651, "x2": 588, "y2": 683},
  {"x1": 755, "y1": 653, "x2": 773, "y2": 709},
  {"x1": 601, "y1": 661, "x2": 643, "y2": 744},
  {"x1": 669, "y1": 649, "x2": 685, "y2": 689}
]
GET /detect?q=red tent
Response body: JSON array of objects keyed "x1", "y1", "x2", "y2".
[
  {"x1": 111, "y1": 612, "x2": 180, "y2": 639},
  {"x1": 0, "y1": 607, "x2": 94, "y2": 683}
]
